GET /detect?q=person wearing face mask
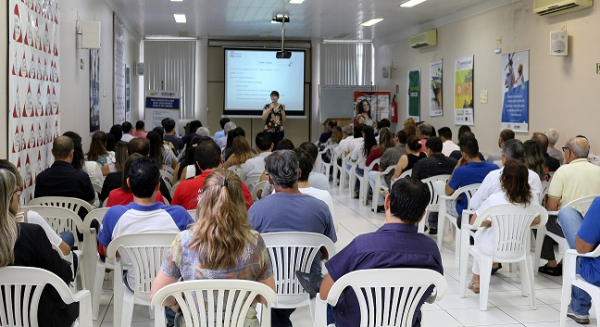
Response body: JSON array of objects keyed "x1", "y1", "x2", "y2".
[{"x1": 262, "y1": 90, "x2": 286, "y2": 148}]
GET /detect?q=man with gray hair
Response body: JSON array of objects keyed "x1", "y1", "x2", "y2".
[
  {"x1": 216, "y1": 121, "x2": 236, "y2": 149},
  {"x1": 417, "y1": 122, "x2": 433, "y2": 152},
  {"x1": 248, "y1": 150, "x2": 337, "y2": 326},
  {"x1": 195, "y1": 126, "x2": 210, "y2": 137},
  {"x1": 545, "y1": 128, "x2": 564, "y2": 165},
  {"x1": 538, "y1": 136, "x2": 600, "y2": 276},
  {"x1": 334, "y1": 125, "x2": 354, "y2": 158},
  {"x1": 470, "y1": 139, "x2": 542, "y2": 211}
]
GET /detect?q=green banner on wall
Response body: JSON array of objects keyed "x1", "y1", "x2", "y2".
[{"x1": 408, "y1": 69, "x2": 421, "y2": 120}]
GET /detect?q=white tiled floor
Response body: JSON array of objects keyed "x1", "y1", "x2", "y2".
[{"x1": 93, "y1": 184, "x2": 595, "y2": 327}]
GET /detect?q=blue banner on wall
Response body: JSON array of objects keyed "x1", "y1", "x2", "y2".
[{"x1": 501, "y1": 50, "x2": 529, "y2": 132}]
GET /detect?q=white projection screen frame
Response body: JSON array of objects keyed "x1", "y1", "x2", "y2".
[{"x1": 223, "y1": 48, "x2": 306, "y2": 117}]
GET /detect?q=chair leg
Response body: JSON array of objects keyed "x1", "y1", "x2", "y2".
[
  {"x1": 454, "y1": 224, "x2": 461, "y2": 260},
  {"x1": 479, "y1": 256, "x2": 493, "y2": 311},
  {"x1": 459, "y1": 230, "x2": 471, "y2": 297},
  {"x1": 437, "y1": 202, "x2": 447, "y2": 250},
  {"x1": 519, "y1": 260, "x2": 531, "y2": 297},
  {"x1": 372, "y1": 176, "x2": 380, "y2": 213},
  {"x1": 113, "y1": 273, "x2": 124, "y2": 327},
  {"x1": 91, "y1": 262, "x2": 107, "y2": 320},
  {"x1": 524, "y1": 257, "x2": 536, "y2": 309},
  {"x1": 120, "y1": 290, "x2": 135, "y2": 327}
]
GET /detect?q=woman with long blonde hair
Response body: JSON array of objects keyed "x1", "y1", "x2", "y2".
[
  {"x1": 223, "y1": 136, "x2": 256, "y2": 169},
  {"x1": 0, "y1": 168, "x2": 77, "y2": 326},
  {"x1": 151, "y1": 169, "x2": 275, "y2": 327}
]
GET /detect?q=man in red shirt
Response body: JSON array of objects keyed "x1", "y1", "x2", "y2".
[{"x1": 172, "y1": 140, "x2": 253, "y2": 210}]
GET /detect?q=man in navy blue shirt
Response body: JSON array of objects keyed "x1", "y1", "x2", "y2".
[{"x1": 319, "y1": 178, "x2": 443, "y2": 327}]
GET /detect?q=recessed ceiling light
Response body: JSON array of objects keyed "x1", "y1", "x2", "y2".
[
  {"x1": 289, "y1": 0, "x2": 305, "y2": 3},
  {"x1": 360, "y1": 18, "x2": 384, "y2": 27},
  {"x1": 170, "y1": 0, "x2": 183, "y2": 2},
  {"x1": 174, "y1": 14, "x2": 186, "y2": 23},
  {"x1": 401, "y1": 0, "x2": 427, "y2": 8}
]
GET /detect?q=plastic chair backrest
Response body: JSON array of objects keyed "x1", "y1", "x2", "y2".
[
  {"x1": 562, "y1": 194, "x2": 600, "y2": 216},
  {"x1": 151, "y1": 280, "x2": 278, "y2": 327},
  {"x1": 81, "y1": 207, "x2": 110, "y2": 234},
  {"x1": 421, "y1": 175, "x2": 451, "y2": 206},
  {"x1": 227, "y1": 165, "x2": 243, "y2": 177},
  {"x1": 28, "y1": 196, "x2": 94, "y2": 215},
  {"x1": 22, "y1": 205, "x2": 85, "y2": 249},
  {"x1": 187, "y1": 209, "x2": 197, "y2": 219},
  {"x1": 106, "y1": 233, "x2": 178, "y2": 304},
  {"x1": 261, "y1": 232, "x2": 336, "y2": 301},
  {"x1": 325, "y1": 268, "x2": 446, "y2": 327},
  {"x1": 472, "y1": 204, "x2": 548, "y2": 261},
  {"x1": 252, "y1": 181, "x2": 267, "y2": 201},
  {"x1": 170, "y1": 181, "x2": 181, "y2": 199},
  {"x1": 92, "y1": 182, "x2": 103, "y2": 194},
  {"x1": 0, "y1": 266, "x2": 92, "y2": 327},
  {"x1": 161, "y1": 166, "x2": 175, "y2": 175}
]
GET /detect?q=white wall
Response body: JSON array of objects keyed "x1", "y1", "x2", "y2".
[
  {"x1": 375, "y1": 1, "x2": 600, "y2": 155},
  {"x1": 59, "y1": 0, "x2": 141, "y2": 151}
]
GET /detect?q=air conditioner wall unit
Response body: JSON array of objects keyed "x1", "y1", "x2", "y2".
[
  {"x1": 534, "y1": 0, "x2": 593, "y2": 16},
  {"x1": 410, "y1": 29, "x2": 437, "y2": 49}
]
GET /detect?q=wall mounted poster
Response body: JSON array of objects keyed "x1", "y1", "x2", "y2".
[
  {"x1": 353, "y1": 91, "x2": 391, "y2": 125},
  {"x1": 90, "y1": 49, "x2": 100, "y2": 133},
  {"x1": 8, "y1": 0, "x2": 60, "y2": 204},
  {"x1": 407, "y1": 69, "x2": 420, "y2": 122},
  {"x1": 114, "y1": 13, "x2": 126, "y2": 125},
  {"x1": 501, "y1": 50, "x2": 529, "y2": 132},
  {"x1": 454, "y1": 56, "x2": 474, "y2": 125},
  {"x1": 429, "y1": 60, "x2": 443, "y2": 117}
]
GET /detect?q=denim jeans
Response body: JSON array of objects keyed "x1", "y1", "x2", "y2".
[
  {"x1": 59, "y1": 231, "x2": 78, "y2": 277},
  {"x1": 558, "y1": 207, "x2": 591, "y2": 316}
]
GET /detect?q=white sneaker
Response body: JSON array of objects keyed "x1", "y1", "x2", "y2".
[{"x1": 567, "y1": 306, "x2": 590, "y2": 324}]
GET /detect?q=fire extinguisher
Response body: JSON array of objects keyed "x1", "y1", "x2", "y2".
[{"x1": 391, "y1": 94, "x2": 398, "y2": 123}]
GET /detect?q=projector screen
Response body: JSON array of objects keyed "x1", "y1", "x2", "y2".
[{"x1": 224, "y1": 48, "x2": 306, "y2": 117}]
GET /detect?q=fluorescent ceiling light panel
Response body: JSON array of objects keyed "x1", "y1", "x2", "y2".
[
  {"x1": 174, "y1": 14, "x2": 186, "y2": 23},
  {"x1": 289, "y1": 0, "x2": 305, "y2": 3},
  {"x1": 360, "y1": 18, "x2": 384, "y2": 27},
  {"x1": 401, "y1": 0, "x2": 427, "y2": 8},
  {"x1": 170, "y1": 0, "x2": 183, "y2": 2}
]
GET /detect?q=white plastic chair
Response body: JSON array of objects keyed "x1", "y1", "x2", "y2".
[
  {"x1": 389, "y1": 169, "x2": 412, "y2": 189},
  {"x1": 227, "y1": 165, "x2": 243, "y2": 177},
  {"x1": 370, "y1": 166, "x2": 396, "y2": 213},
  {"x1": 151, "y1": 280, "x2": 278, "y2": 327},
  {"x1": 261, "y1": 232, "x2": 336, "y2": 318},
  {"x1": 80, "y1": 207, "x2": 111, "y2": 320},
  {"x1": 161, "y1": 166, "x2": 175, "y2": 176},
  {"x1": 338, "y1": 153, "x2": 351, "y2": 191},
  {"x1": 332, "y1": 151, "x2": 343, "y2": 188},
  {"x1": 92, "y1": 182, "x2": 103, "y2": 195},
  {"x1": 106, "y1": 233, "x2": 178, "y2": 327},
  {"x1": 535, "y1": 194, "x2": 600, "y2": 275},
  {"x1": 0, "y1": 267, "x2": 93, "y2": 327},
  {"x1": 419, "y1": 175, "x2": 451, "y2": 234},
  {"x1": 355, "y1": 159, "x2": 380, "y2": 205},
  {"x1": 459, "y1": 204, "x2": 548, "y2": 310},
  {"x1": 252, "y1": 181, "x2": 267, "y2": 201},
  {"x1": 169, "y1": 181, "x2": 180, "y2": 200},
  {"x1": 434, "y1": 182, "x2": 480, "y2": 258},
  {"x1": 187, "y1": 209, "x2": 197, "y2": 218},
  {"x1": 21, "y1": 205, "x2": 87, "y2": 289},
  {"x1": 28, "y1": 196, "x2": 94, "y2": 216},
  {"x1": 316, "y1": 145, "x2": 335, "y2": 181},
  {"x1": 560, "y1": 245, "x2": 600, "y2": 327},
  {"x1": 314, "y1": 268, "x2": 447, "y2": 327},
  {"x1": 160, "y1": 169, "x2": 174, "y2": 186}
]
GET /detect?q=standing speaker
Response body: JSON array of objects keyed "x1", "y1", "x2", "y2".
[{"x1": 550, "y1": 31, "x2": 568, "y2": 56}]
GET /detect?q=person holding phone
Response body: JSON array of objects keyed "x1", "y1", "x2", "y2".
[{"x1": 262, "y1": 90, "x2": 286, "y2": 148}]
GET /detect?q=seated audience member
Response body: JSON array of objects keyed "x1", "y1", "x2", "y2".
[
  {"x1": 467, "y1": 160, "x2": 540, "y2": 293},
  {"x1": 249, "y1": 150, "x2": 336, "y2": 325},
  {"x1": 216, "y1": 121, "x2": 236, "y2": 150},
  {"x1": 276, "y1": 138, "x2": 295, "y2": 150},
  {"x1": 163, "y1": 118, "x2": 184, "y2": 151},
  {"x1": 63, "y1": 131, "x2": 104, "y2": 188},
  {"x1": 120, "y1": 121, "x2": 135, "y2": 143},
  {"x1": 129, "y1": 138, "x2": 174, "y2": 203},
  {"x1": 470, "y1": 139, "x2": 542, "y2": 211},
  {"x1": 411, "y1": 137, "x2": 458, "y2": 232},
  {"x1": 173, "y1": 140, "x2": 253, "y2": 210},
  {"x1": 100, "y1": 141, "x2": 128, "y2": 201},
  {"x1": 417, "y1": 122, "x2": 433, "y2": 152},
  {"x1": 539, "y1": 136, "x2": 600, "y2": 276},
  {"x1": 240, "y1": 132, "x2": 274, "y2": 187},
  {"x1": 256, "y1": 139, "x2": 298, "y2": 198},
  {"x1": 295, "y1": 148, "x2": 337, "y2": 227},
  {"x1": 333, "y1": 125, "x2": 354, "y2": 158},
  {"x1": 449, "y1": 131, "x2": 486, "y2": 161},
  {"x1": 375, "y1": 118, "x2": 391, "y2": 133},
  {"x1": 213, "y1": 117, "x2": 230, "y2": 143},
  {"x1": 223, "y1": 136, "x2": 256, "y2": 169},
  {"x1": 319, "y1": 120, "x2": 337, "y2": 145},
  {"x1": 0, "y1": 168, "x2": 79, "y2": 327},
  {"x1": 532, "y1": 132, "x2": 560, "y2": 172},
  {"x1": 523, "y1": 140, "x2": 547, "y2": 181},
  {"x1": 342, "y1": 124, "x2": 366, "y2": 158},
  {"x1": 106, "y1": 133, "x2": 117, "y2": 153},
  {"x1": 349, "y1": 126, "x2": 377, "y2": 197},
  {"x1": 299, "y1": 142, "x2": 330, "y2": 191},
  {"x1": 147, "y1": 130, "x2": 177, "y2": 170},
  {"x1": 445, "y1": 135, "x2": 498, "y2": 228},
  {"x1": 365, "y1": 127, "x2": 395, "y2": 173},
  {"x1": 98, "y1": 157, "x2": 193, "y2": 288},
  {"x1": 438, "y1": 127, "x2": 460, "y2": 157},
  {"x1": 173, "y1": 135, "x2": 211, "y2": 182},
  {"x1": 319, "y1": 177, "x2": 442, "y2": 327},
  {"x1": 132, "y1": 120, "x2": 147, "y2": 138},
  {"x1": 486, "y1": 129, "x2": 515, "y2": 165},
  {"x1": 322, "y1": 126, "x2": 344, "y2": 163},
  {"x1": 106, "y1": 154, "x2": 165, "y2": 207},
  {"x1": 151, "y1": 170, "x2": 275, "y2": 327},
  {"x1": 559, "y1": 197, "x2": 600, "y2": 324},
  {"x1": 368, "y1": 130, "x2": 408, "y2": 211},
  {"x1": 223, "y1": 127, "x2": 248, "y2": 161},
  {"x1": 35, "y1": 136, "x2": 96, "y2": 218},
  {"x1": 109, "y1": 124, "x2": 124, "y2": 144},
  {"x1": 391, "y1": 136, "x2": 427, "y2": 181},
  {"x1": 545, "y1": 128, "x2": 564, "y2": 166},
  {"x1": 195, "y1": 127, "x2": 210, "y2": 137},
  {"x1": 181, "y1": 120, "x2": 202, "y2": 146},
  {"x1": 86, "y1": 131, "x2": 115, "y2": 175}
]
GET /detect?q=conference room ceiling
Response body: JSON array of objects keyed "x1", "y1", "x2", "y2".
[{"x1": 111, "y1": 0, "x2": 513, "y2": 40}]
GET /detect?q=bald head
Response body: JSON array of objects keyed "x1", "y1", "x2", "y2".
[
  {"x1": 52, "y1": 136, "x2": 74, "y2": 161},
  {"x1": 566, "y1": 136, "x2": 590, "y2": 159}
]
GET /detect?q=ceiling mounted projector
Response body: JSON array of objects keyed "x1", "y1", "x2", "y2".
[
  {"x1": 276, "y1": 51, "x2": 292, "y2": 59},
  {"x1": 273, "y1": 13, "x2": 290, "y2": 59}
]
